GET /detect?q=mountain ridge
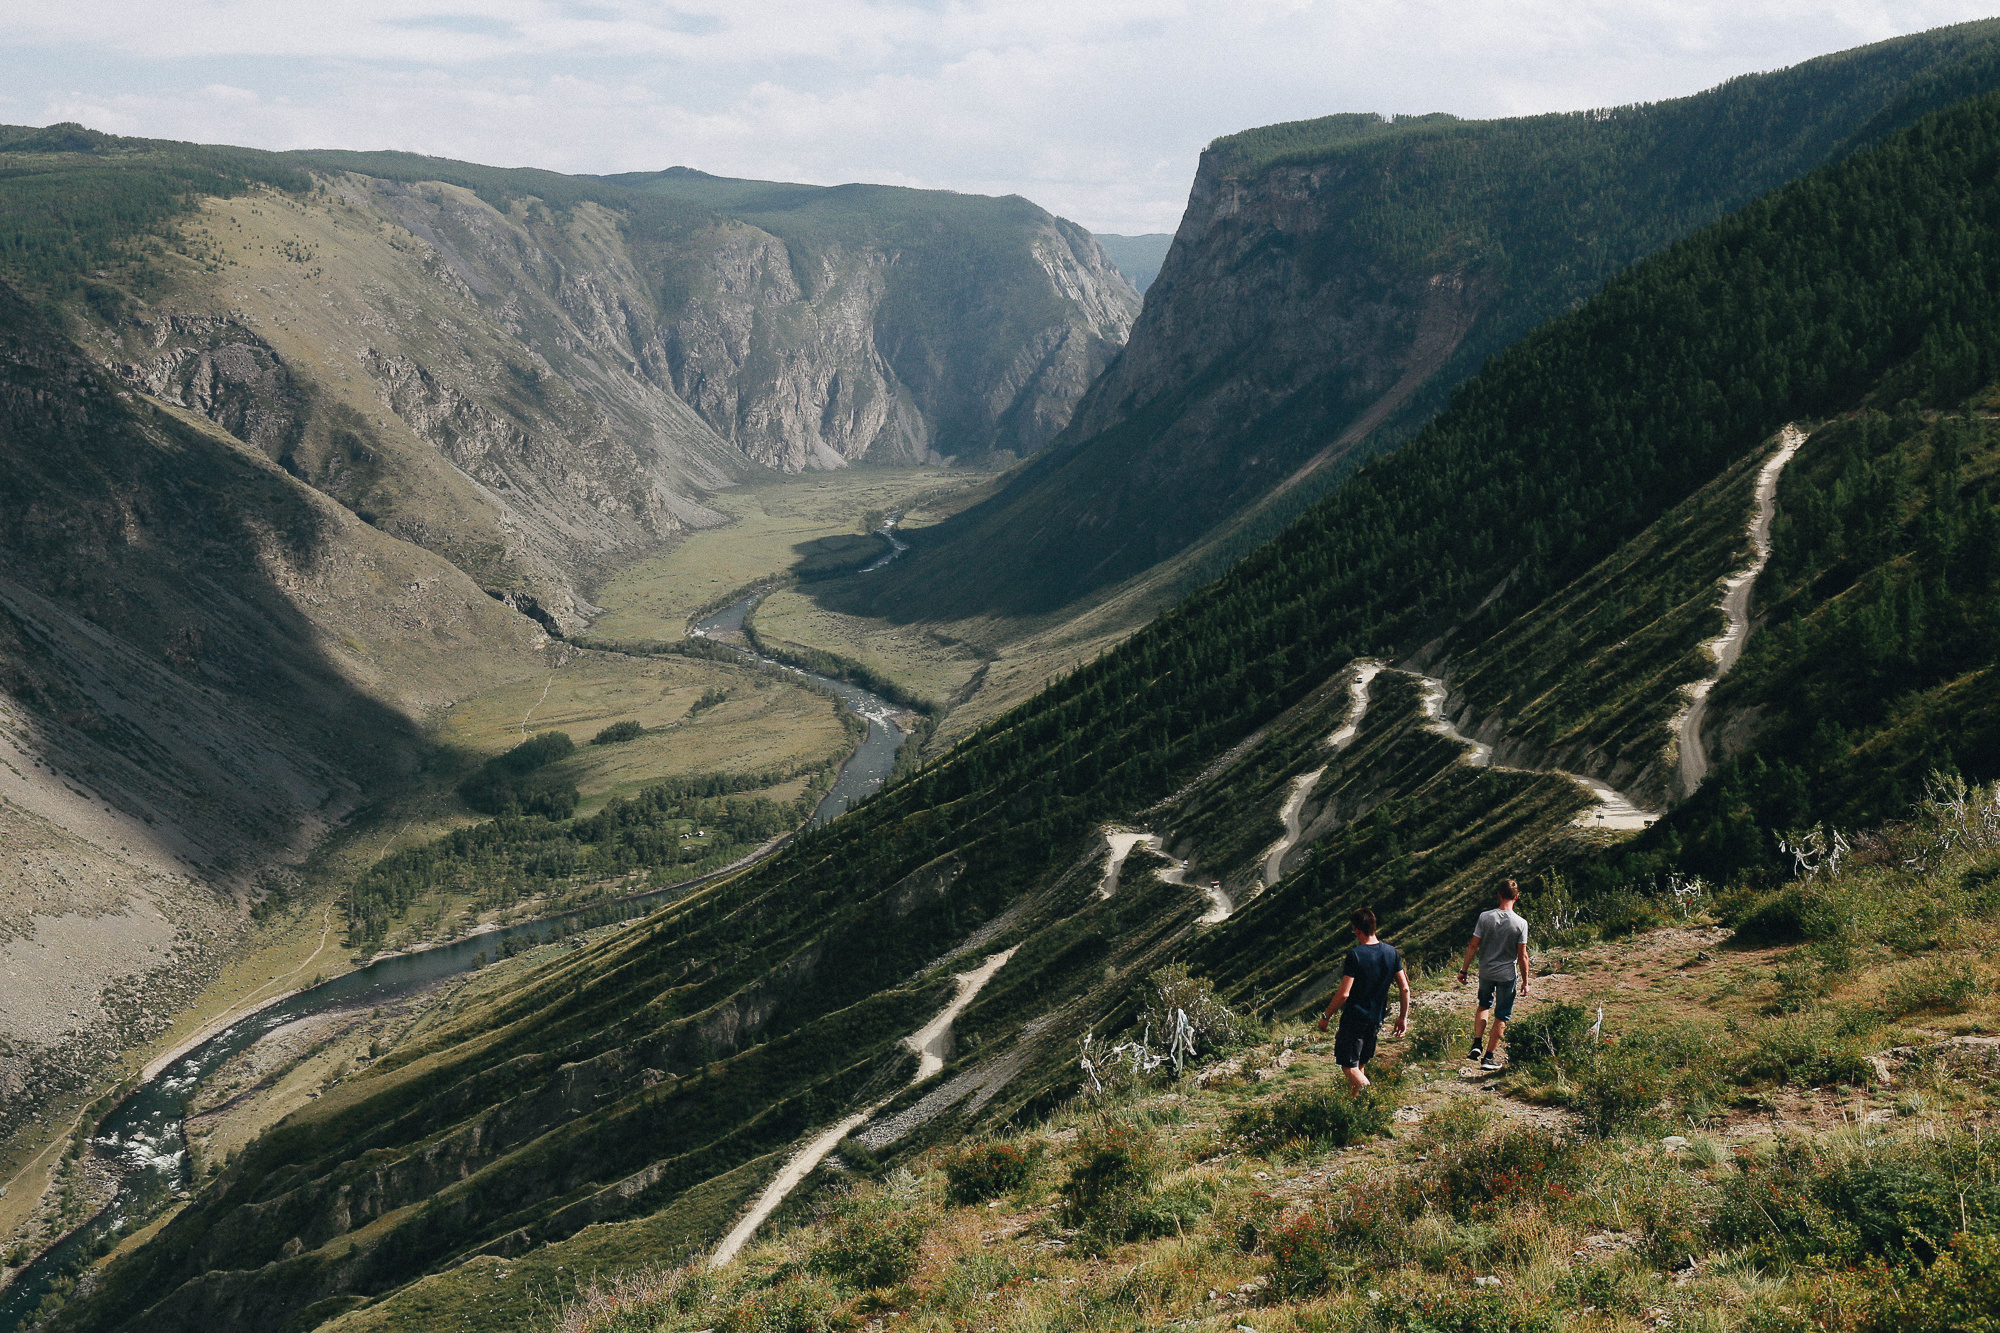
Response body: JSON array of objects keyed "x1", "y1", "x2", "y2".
[{"x1": 835, "y1": 18, "x2": 2000, "y2": 626}]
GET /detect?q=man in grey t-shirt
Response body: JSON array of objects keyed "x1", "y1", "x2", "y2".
[{"x1": 1456, "y1": 878, "x2": 1530, "y2": 1071}]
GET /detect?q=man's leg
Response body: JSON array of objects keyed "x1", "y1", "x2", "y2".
[
  {"x1": 1481, "y1": 982, "x2": 1517, "y2": 1064},
  {"x1": 1472, "y1": 977, "x2": 1497, "y2": 1059},
  {"x1": 1337, "y1": 1022, "x2": 1376, "y2": 1094}
]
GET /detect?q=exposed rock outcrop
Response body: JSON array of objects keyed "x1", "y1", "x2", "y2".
[{"x1": 623, "y1": 175, "x2": 1140, "y2": 471}]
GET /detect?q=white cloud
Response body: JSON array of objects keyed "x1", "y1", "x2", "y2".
[{"x1": 6, "y1": 0, "x2": 1997, "y2": 231}]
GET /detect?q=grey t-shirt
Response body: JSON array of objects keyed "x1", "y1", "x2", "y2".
[{"x1": 1475, "y1": 908, "x2": 1528, "y2": 982}]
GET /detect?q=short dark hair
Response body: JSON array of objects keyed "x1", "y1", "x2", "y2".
[
  {"x1": 1351, "y1": 906, "x2": 1378, "y2": 935},
  {"x1": 1497, "y1": 878, "x2": 1520, "y2": 902}
]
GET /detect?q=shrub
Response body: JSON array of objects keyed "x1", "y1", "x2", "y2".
[
  {"x1": 1505, "y1": 1001, "x2": 1595, "y2": 1078},
  {"x1": 943, "y1": 1142, "x2": 1035, "y2": 1205},
  {"x1": 1417, "y1": 1096, "x2": 1493, "y2": 1144},
  {"x1": 1554, "y1": 1260, "x2": 1653, "y2": 1317},
  {"x1": 1227, "y1": 1085, "x2": 1393, "y2": 1153},
  {"x1": 811, "y1": 1206, "x2": 926, "y2": 1288},
  {"x1": 1265, "y1": 1210, "x2": 1342, "y2": 1299},
  {"x1": 1572, "y1": 1053, "x2": 1664, "y2": 1137},
  {"x1": 1128, "y1": 1176, "x2": 1214, "y2": 1240},
  {"x1": 590, "y1": 720, "x2": 645, "y2": 745},
  {"x1": 562, "y1": 1264, "x2": 718, "y2": 1333},
  {"x1": 1138, "y1": 964, "x2": 1259, "y2": 1054},
  {"x1": 1058, "y1": 1122, "x2": 1162, "y2": 1253},
  {"x1": 1417, "y1": 1127, "x2": 1585, "y2": 1221},
  {"x1": 1732, "y1": 882, "x2": 1851, "y2": 945},
  {"x1": 1408, "y1": 1005, "x2": 1466, "y2": 1061},
  {"x1": 1597, "y1": 890, "x2": 1667, "y2": 940},
  {"x1": 1883, "y1": 1230, "x2": 2000, "y2": 1333},
  {"x1": 1736, "y1": 1012, "x2": 1875, "y2": 1087},
  {"x1": 1627, "y1": 1174, "x2": 1708, "y2": 1268},
  {"x1": 1712, "y1": 1131, "x2": 2000, "y2": 1268},
  {"x1": 1884, "y1": 960, "x2": 1983, "y2": 1017},
  {"x1": 715, "y1": 1277, "x2": 845, "y2": 1333}
]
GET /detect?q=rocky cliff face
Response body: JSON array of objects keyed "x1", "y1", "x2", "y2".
[
  {"x1": 830, "y1": 142, "x2": 1498, "y2": 624},
  {"x1": 79, "y1": 178, "x2": 743, "y2": 635},
  {"x1": 613, "y1": 171, "x2": 1141, "y2": 471}
]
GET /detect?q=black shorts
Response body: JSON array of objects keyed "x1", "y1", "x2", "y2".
[{"x1": 1334, "y1": 1018, "x2": 1379, "y2": 1069}]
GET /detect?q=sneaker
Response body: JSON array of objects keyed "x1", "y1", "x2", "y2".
[
  {"x1": 1480, "y1": 1052, "x2": 1503, "y2": 1071},
  {"x1": 1467, "y1": 1044, "x2": 1483, "y2": 1062}
]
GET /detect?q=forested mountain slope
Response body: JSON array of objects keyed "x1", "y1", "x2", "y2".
[
  {"x1": 50, "y1": 79, "x2": 2000, "y2": 1333},
  {"x1": 840, "y1": 18, "x2": 2000, "y2": 624}
]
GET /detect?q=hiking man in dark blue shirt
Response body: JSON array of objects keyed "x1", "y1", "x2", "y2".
[{"x1": 1316, "y1": 907, "x2": 1411, "y2": 1093}]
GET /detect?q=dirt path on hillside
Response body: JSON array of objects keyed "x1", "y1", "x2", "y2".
[
  {"x1": 1258, "y1": 663, "x2": 1383, "y2": 889},
  {"x1": 1675, "y1": 424, "x2": 1805, "y2": 796},
  {"x1": 708, "y1": 947, "x2": 1020, "y2": 1266},
  {"x1": 1249, "y1": 654, "x2": 1662, "y2": 901},
  {"x1": 1099, "y1": 830, "x2": 1227, "y2": 921},
  {"x1": 1407, "y1": 672, "x2": 1659, "y2": 830}
]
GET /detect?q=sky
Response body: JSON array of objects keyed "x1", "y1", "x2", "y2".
[{"x1": 3, "y1": 2, "x2": 1997, "y2": 233}]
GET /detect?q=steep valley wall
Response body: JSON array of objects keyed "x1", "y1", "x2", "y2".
[{"x1": 0, "y1": 147, "x2": 1135, "y2": 1158}]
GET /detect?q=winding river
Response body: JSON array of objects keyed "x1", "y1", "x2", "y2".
[
  {"x1": 0, "y1": 544, "x2": 916, "y2": 1330},
  {"x1": 689, "y1": 587, "x2": 911, "y2": 826}
]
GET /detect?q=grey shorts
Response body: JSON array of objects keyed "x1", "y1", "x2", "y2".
[{"x1": 1477, "y1": 977, "x2": 1518, "y2": 1023}]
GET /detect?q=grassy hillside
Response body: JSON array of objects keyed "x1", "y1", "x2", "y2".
[
  {"x1": 552, "y1": 787, "x2": 2000, "y2": 1333},
  {"x1": 45, "y1": 83, "x2": 2000, "y2": 1333},
  {"x1": 839, "y1": 19, "x2": 2000, "y2": 624}
]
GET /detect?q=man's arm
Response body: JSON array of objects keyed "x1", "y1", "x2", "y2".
[
  {"x1": 1317, "y1": 977, "x2": 1356, "y2": 1031},
  {"x1": 1458, "y1": 935, "x2": 1481, "y2": 985},
  {"x1": 1516, "y1": 942, "x2": 1531, "y2": 996},
  {"x1": 1392, "y1": 969, "x2": 1411, "y2": 1036}
]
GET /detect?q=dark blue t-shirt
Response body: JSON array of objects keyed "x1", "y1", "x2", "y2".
[{"x1": 1340, "y1": 941, "x2": 1402, "y2": 1028}]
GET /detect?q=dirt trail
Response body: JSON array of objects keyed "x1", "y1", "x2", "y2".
[
  {"x1": 1233, "y1": 427, "x2": 1801, "y2": 893},
  {"x1": 906, "y1": 948, "x2": 1019, "y2": 1080},
  {"x1": 1099, "y1": 829, "x2": 1226, "y2": 921},
  {"x1": 1259, "y1": 663, "x2": 1383, "y2": 888},
  {"x1": 1098, "y1": 832, "x2": 1155, "y2": 899},
  {"x1": 1675, "y1": 424, "x2": 1804, "y2": 796},
  {"x1": 1407, "y1": 672, "x2": 1658, "y2": 830},
  {"x1": 1259, "y1": 770, "x2": 1326, "y2": 889},
  {"x1": 708, "y1": 947, "x2": 1019, "y2": 1266}
]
